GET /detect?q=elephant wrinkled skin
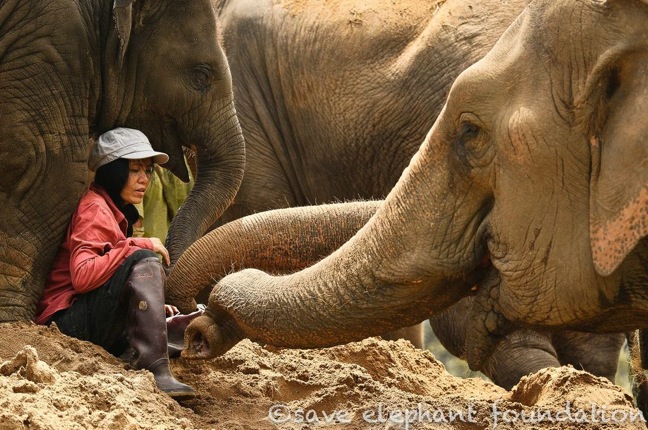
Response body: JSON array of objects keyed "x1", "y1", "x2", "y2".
[
  {"x1": 214, "y1": 0, "x2": 529, "y2": 223},
  {"x1": 171, "y1": 201, "x2": 625, "y2": 389},
  {"x1": 0, "y1": 0, "x2": 245, "y2": 321},
  {"x1": 179, "y1": 0, "x2": 648, "y2": 365},
  {"x1": 175, "y1": 0, "x2": 534, "y2": 347},
  {"x1": 168, "y1": 0, "x2": 625, "y2": 387}
]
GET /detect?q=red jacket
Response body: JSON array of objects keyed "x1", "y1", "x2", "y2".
[{"x1": 34, "y1": 183, "x2": 155, "y2": 325}]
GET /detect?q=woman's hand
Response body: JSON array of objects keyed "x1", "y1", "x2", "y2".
[
  {"x1": 165, "y1": 304, "x2": 180, "y2": 317},
  {"x1": 148, "y1": 237, "x2": 170, "y2": 266}
]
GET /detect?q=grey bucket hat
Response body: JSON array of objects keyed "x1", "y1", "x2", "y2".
[{"x1": 88, "y1": 127, "x2": 169, "y2": 172}]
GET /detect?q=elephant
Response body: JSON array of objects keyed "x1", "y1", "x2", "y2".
[
  {"x1": 205, "y1": 0, "x2": 533, "y2": 347},
  {"x1": 167, "y1": 0, "x2": 627, "y2": 388},
  {"x1": 166, "y1": 201, "x2": 625, "y2": 390},
  {"x1": 213, "y1": 0, "x2": 530, "y2": 222},
  {"x1": 0, "y1": 0, "x2": 245, "y2": 321},
  {"x1": 173, "y1": 0, "x2": 648, "y2": 371}
]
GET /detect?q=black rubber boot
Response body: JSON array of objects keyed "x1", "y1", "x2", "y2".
[{"x1": 125, "y1": 257, "x2": 196, "y2": 400}]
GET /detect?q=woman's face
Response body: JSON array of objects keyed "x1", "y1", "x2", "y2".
[{"x1": 121, "y1": 158, "x2": 154, "y2": 205}]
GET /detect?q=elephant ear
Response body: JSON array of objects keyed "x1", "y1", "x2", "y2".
[
  {"x1": 589, "y1": 56, "x2": 648, "y2": 277},
  {"x1": 113, "y1": 0, "x2": 134, "y2": 68}
]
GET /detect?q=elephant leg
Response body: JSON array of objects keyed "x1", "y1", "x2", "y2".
[
  {"x1": 552, "y1": 330, "x2": 624, "y2": 383},
  {"x1": 431, "y1": 297, "x2": 561, "y2": 390},
  {"x1": 213, "y1": 164, "x2": 297, "y2": 230},
  {"x1": 0, "y1": 150, "x2": 87, "y2": 321},
  {"x1": 626, "y1": 331, "x2": 648, "y2": 419},
  {"x1": 482, "y1": 330, "x2": 560, "y2": 390},
  {"x1": 429, "y1": 299, "x2": 470, "y2": 360}
]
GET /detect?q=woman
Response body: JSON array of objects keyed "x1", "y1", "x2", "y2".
[{"x1": 34, "y1": 127, "x2": 195, "y2": 400}]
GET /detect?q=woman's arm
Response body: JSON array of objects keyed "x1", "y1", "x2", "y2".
[{"x1": 69, "y1": 202, "x2": 154, "y2": 292}]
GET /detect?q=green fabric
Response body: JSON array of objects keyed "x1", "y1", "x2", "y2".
[{"x1": 135, "y1": 164, "x2": 193, "y2": 241}]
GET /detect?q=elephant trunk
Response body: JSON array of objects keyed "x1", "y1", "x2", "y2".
[
  {"x1": 184, "y1": 125, "x2": 491, "y2": 359},
  {"x1": 166, "y1": 201, "x2": 381, "y2": 312},
  {"x1": 165, "y1": 103, "x2": 245, "y2": 266}
]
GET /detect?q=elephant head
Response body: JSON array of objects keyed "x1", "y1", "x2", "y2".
[
  {"x1": 0, "y1": 0, "x2": 244, "y2": 321},
  {"x1": 178, "y1": 0, "x2": 648, "y2": 359}
]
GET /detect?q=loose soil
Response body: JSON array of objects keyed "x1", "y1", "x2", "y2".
[{"x1": 0, "y1": 322, "x2": 643, "y2": 429}]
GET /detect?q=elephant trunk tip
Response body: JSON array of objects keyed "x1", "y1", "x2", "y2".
[{"x1": 181, "y1": 313, "x2": 240, "y2": 359}]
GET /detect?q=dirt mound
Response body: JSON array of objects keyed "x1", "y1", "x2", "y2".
[{"x1": 0, "y1": 322, "x2": 643, "y2": 429}]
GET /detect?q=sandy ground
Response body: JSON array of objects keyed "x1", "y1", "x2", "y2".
[{"x1": 0, "y1": 322, "x2": 644, "y2": 430}]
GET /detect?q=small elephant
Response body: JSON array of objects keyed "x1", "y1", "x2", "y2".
[
  {"x1": 177, "y1": 0, "x2": 648, "y2": 365},
  {"x1": 0, "y1": 0, "x2": 245, "y2": 321}
]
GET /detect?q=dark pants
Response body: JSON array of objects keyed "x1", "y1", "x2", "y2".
[{"x1": 52, "y1": 250, "x2": 158, "y2": 356}]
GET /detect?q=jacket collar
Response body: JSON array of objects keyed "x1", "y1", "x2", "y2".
[{"x1": 88, "y1": 182, "x2": 128, "y2": 232}]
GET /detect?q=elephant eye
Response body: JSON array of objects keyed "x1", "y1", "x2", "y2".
[
  {"x1": 460, "y1": 122, "x2": 481, "y2": 139},
  {"x1": 456, "y1": 120, "x2": 482, "y2": 150},
  {"x1": 454, "y1": 116, "x2": 491, "y2": 168},
  {"x1": 190, "y1": 64, "x2": 213, "y2": 91}
]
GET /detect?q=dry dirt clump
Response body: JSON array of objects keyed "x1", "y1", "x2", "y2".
[{"x1": 0, "y1": 322, "x2": 643, "y2": 429}]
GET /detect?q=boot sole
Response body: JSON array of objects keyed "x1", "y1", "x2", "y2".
[{"x1": 164, "y1": 389, "x2": 197, "y2": 401}]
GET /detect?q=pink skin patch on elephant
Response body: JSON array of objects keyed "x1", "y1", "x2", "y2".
[{"x1": 590, "y1": 186, "x2": 648, "y2": 277}]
